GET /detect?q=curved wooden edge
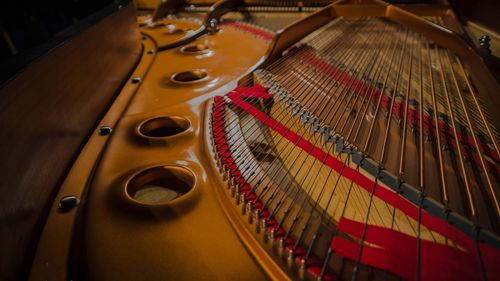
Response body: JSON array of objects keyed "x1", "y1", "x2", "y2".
[
  {"x1": 152, "y1": 0, "x2": 188, "y2": 21},
  {"x1": 201, "y1": 99, "x2": 292, "y2": 281},
  {"x1": 260, "y1": 2, "x2": 339, "y2": 68},
  {"x1": 204, "y1": 0, "x2": 242, "y2": 26},
  {"x1": 27, "y1": 34, "x2": 157, "y2": 281}
]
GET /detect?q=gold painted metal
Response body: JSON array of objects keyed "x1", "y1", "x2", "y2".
[
  {"x1": 141, "y1": 18, "x2": 203, "y2": 50},
  {"x1": 136, "y1": 116, "x2": 192, "y2": 143},
  {"x1": 30, "y1": 15, "x2": 273, "y2": 280},
  {"x1": 28, "y1": 1, "x2": 500, "y2": 281},
  {"x1": 124, "y1": 165, "x2": 196, "y2": 207},
  {"x1": 203, "y1": 109, "x2": 293, "y2": 280},
  {"x1": 171, "y1": 68, "x2": 210, "y2": 83},
  {"x1": 180, "y1": 43, "x2": 211, "y2": 54}
]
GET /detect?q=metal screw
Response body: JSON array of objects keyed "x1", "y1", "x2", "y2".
[
  {"x1": 131, "y1": 77, "x2": 141, "y2": 84},
  {"x1": 147, "y1": 49, "x2": 154, "y2": 55},
  {"x1": 59, "y1": 196, "x2": 80, "y2": 213},
  {"x1": 480, "y1": 34, "x2": 491, "y2": 44},
  {"x1": 479, "y1": 35, "x2": 491, "y2": 55},
  {"x1": 207, "y1": 18, "x2": 219, "y2": 34},
  {"x1": 99, "y1": 126, "x2": 113, "y2": 136}
]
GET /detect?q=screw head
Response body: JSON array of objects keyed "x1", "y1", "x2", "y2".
[
  {"x1": 131, "y1": 77, "x2": 141, "y2": 84},
  {"x1": 99, "y1": 126, "x2": 113, "y2": 136},
  {"x1": 479, "y1": 35, "x2": 491, "y2": 43},
  {"x1": 59, "y1": 196, "x2": 80, "y2": 213}
]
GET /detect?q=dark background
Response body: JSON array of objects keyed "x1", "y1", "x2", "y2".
[
  {"x1": 0, "y1": 0, "x2": 116, "y2": 85},
  {"x1": 0, "y1": 0, "x2": 499, "y2": 85}
]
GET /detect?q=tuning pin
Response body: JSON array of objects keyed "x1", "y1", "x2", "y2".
[
  {"x1": 299, "y1": 258, "x2": 307, "y2": 279},
  {"x1": 277, "y1": 237, "x2": 285, "y2": 257},
  {"x1": 286, "y1": 248, "x2": 295, "y2": 267},
  {"x1": 240, "y1": 194, "x2": 247, "y2": 213},
  {"x1": 216, "y1": 157, "x2": 222, "y2": 171},
  {"x1": 235, "y1": 191, "x2": 241, "y2": 204},
  {"x1": 260, "y1": 218, "x2": 268, "y2": 238},
  {"x1": 267, "y1": 227, "x2": 275, "y2": 245},
  {"x1": 232, "y1": 175, "x2": 240, "y2": 188},
  {"x1": 246, "y1": 202, "x2": 253, "y2": 223},
  {"x1": 222, "y1": 166, "x2": 229, "y2": 181},
  {"x1": 218, "y1": 160, "x2": 224, "y2": 174},
  {"x1": 254, "y1": 210, "x2": 262, "y2": 232},
  {"x1": 232, "y1": 183, "x2": 239, "y2": 198}
]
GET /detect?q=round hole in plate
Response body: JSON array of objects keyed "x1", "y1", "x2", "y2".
[
  {"x1": 171, "y1": 69, "x2": 208, "y2": 84},
  {"x1": 180, "y1": 44, "x2": 209, "y2": 54},
  {"x1": 126, "y1": 166, "x2": 195, "y2": 206},
  {"x1": 137, "y1": 116, "x2": 190, "y2": 139}
]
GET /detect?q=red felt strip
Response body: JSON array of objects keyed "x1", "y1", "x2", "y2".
[
  {"x1": 213, "y1": 93, "x2": 499, "y2": 281},
  {"x1": 212, "y1": 95, "x2": 338, "y2": 280},
  {"x1": 223, "y1": 21, "x2": 274, "y2": 41},
  {"x1": 228, "y1": 90, "x2": 273, "y2": 99},
  {"x1": 332, "y1": 217, "x2": 488, "y2": 281},
  {"x1": 299, "y1": 51, "x2": 500, "y2": 168},
  {"x1": 227, "y1": 93, "x2": 478, "y2": 250}
]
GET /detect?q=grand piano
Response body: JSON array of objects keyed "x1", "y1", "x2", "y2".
[{"x1": 1, "y1": 0, "x2": 499, "y2": 280}]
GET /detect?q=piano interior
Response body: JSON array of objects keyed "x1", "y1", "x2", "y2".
[{"x1": 1, "y1": 0, "x2": 500, "y2": 280}]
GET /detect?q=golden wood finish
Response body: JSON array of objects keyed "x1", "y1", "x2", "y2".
[
  {"x1": 25, "y1": 1, "x2": 500, "y2": 281},
  {"x1": 79, "y1": 27, "x2": 270, "y2": 280},
  {"x1": 29, "y1": 18, "x2": 273, "y2": 280},
  {"x1": 141, "y1": 18, "x2": 203, "y2": 50}
]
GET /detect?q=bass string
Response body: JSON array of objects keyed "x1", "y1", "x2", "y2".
[
  {"x1": 252, "y1": 20, "x2": 377, "y2": 214},
  {"x1": 223, "y1": 19, "x2": 368, "y2": 199},
  {"x1": 217, "y1": 19, "x2": 376, "y2": 234},
  {"x1": 280, "y1": 21, "x2": 396, "y2": 232},
  {"x1": 444, "y1": 50, "x2": 500, "y2": 220},
  {"x1": 282, "y1": 22, "x2": 398, "y2": 257},
  {"x1": 257, "y1": 19, "x2": 387, "y2": 214},
  {"x1": 268, "y1": 21, "x2": 392, "y2": 231},
  {"x1": 219, "y1": 18, "x2": 372, "y2": 201},
  {"x1": 436, "y1": 45, "x2": 477, "y2": 216}
]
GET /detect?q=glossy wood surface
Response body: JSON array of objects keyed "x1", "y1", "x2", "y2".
[
  {"x1": 78, "y1": 24, "x2": 271, "y2": 281},
  {"x1": 0, "y1": 3, "x2": 141, "y2": 280},
  {"x1": 24, "y1": 1, "x2": 500, "y2": 281}
]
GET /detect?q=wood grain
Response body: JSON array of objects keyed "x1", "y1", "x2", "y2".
[{"x1": 0, "y1": 3, "x2": 141, "y2": 280}]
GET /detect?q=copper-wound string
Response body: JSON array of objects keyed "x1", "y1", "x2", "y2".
[
  {"x1": 274, "y1": 23, "x2": 393, "y2": 240},
  {"x1": 219, "y1": 18, "x2": 372, "y2": 207},
  {"x1": 436, "y1": 46, "x2": 477, "y2": 217}
]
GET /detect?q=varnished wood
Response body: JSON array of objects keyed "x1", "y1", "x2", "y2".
[
  {"x1": 0, "y1": 3, "x2": 141, "y2": 280},
  {"x1": 17, "y1": 1, "x2": 500, "y2": 281}
]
